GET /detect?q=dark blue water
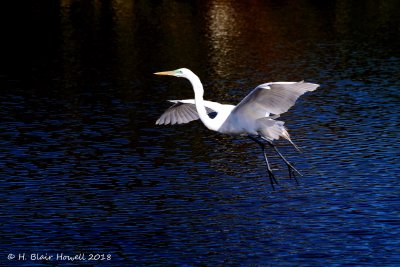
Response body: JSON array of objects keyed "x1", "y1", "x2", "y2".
[{"x1": 3, "y1": 0, "x2": 400, "y2": 266}]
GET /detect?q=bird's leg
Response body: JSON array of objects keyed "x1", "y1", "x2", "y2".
[
  {"x1": 248, "y1": 135, "x2": 278, "y2": 189},
  {"x1": 287, "y1": 165, "x2": 299, "y2": 185},
  {"x1": 265, "y1": 140, "x2": 302, "y2": 184},
  {"x1": 263, "y1": 148, "x2": 278, "y2": 190}
]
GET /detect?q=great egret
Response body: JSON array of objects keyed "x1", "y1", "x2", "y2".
[{"x1": 155, "y1": 68, "x2": 319, "y2": 189}]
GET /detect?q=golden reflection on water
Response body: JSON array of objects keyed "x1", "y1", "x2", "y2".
[
  {"x1": 53, "y1": 0, "x2": 399, "y2": 86},
  {"x1": 206, "y1": 1, "x2": 237, "y2": 77}
]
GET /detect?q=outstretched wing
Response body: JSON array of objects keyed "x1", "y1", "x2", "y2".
[
  {"x1": 156, "y1": 100, "x2": 218, "y2": 125},
  {"x1": 231, "y1": 81, "x2": 319, "y2": 120}
]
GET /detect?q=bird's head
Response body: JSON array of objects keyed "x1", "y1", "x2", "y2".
[{"x1": 154, "y1": 68, "x2": 192, "y2": 78}]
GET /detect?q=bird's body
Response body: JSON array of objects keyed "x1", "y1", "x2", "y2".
[{"x1": 155, "y1": 68, "x2": 319, "y2": 189}]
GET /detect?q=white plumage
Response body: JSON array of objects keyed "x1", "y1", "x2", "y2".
[{"x1": 155, "y1": 68, "x2": 319, "y2": 189}]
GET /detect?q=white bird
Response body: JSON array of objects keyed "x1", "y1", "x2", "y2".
[{"x1": 155, "y1": 68, "x2": 319, "y2": 189}]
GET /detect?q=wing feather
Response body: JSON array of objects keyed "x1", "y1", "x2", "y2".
[
  {"x1": 170, "y1": 108, "x2": 178, "y2": 125},
  {"x1": 177, "y1": 105, "x2": 190, "y2": 124},
  {"x1": 184, "y1": 105, "x2": 197, "y2": 123},
  {"x1": 186, "y1": 105, "x2": 200, "y2": 120},
  {"x1": 164, "y1": 111, "x2": 171, "y2": 125},
  {"x1": 156, "y1": 100, "x2": 218, "y2": 125},
  {"x1": 232, "y1": 81, "x2": 319, "y2": 119}
]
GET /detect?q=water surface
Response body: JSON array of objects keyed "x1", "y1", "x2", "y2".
[{"x1": 3, "y1": 0, "x2": 400, "y2": 266}]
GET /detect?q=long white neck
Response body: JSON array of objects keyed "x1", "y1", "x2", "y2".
[{"x1": 186, "y1": 73, "x2": 217, "y2": 131}]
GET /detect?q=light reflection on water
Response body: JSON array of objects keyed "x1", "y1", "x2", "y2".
[{"x1": 5, "y1": 0, "x2": 400, "y2": 265}]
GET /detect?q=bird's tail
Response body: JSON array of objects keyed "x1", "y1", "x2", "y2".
[{"x1": 257, "y1": 118, "x2": 301, "y2": 152}]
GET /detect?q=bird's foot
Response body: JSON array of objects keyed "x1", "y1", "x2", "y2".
[
  {"x1": 283, "y1": 159, "x2": 302, "y2": 177},
  {"x1": 288, "y1": 165, "x2": 300, "y2": 185},
  {"x1": 267, "y1": 168, "x2": 278, "y2": 190}
]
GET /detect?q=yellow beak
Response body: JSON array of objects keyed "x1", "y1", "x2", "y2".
[{"x1": 154, "y1": 70, "x2": 176, "y2": 76}]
